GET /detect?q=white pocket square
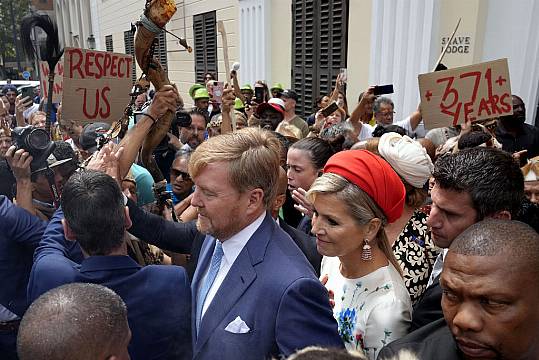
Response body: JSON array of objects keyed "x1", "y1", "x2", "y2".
[{"x1": 224, "y1": 316, "x2": 251, "y2": 334}]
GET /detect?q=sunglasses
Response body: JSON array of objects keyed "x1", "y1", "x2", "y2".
[{"x1": 170, "y1": 169, "x2": 191, "y2": 180}]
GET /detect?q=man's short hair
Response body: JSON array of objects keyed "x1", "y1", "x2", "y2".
[
  {"x1": 189, "y1": 107, "x2": 209, "y2": 125},
  {"x1": 17, "y1": 283, "x2": 129, "y2": 360},
  {"x1": 433, "y1": 147, "x2": 524, "y2": 219},
  {"x1": 61, "y1": 170, "x2": 125, "y2": 255},
  {"x1": 450, "y1": 219, "x2": 539, "y2": 276},
  {"x1": 373, "y1": 96, "x2": 394, "y2": 114},
  {"x1": 189, "y1": 127, "x2": 280, "y2": 207}
]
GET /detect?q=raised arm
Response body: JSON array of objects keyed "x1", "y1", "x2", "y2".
[{"x1": 116, "y1": 85, "x2": 180, "y2": 179}]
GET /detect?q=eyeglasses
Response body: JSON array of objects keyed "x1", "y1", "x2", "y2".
[
  {"x1": 378, "y1": 111, "x2": 395, "y2": 118},
  {"x1": 170, "y1": 169, "x2": 191, "y2": 180}
]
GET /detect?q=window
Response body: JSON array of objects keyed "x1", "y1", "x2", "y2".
[
  {"x1": 155, "y1": 31, "x2": 168, "y2": 72},
  {"x1": 105, "y1": 35, "x2": 113, "y2": 52},
  {"x1": 292, "y1": 0, "x2": 349, "y2": 117},
  {"x1": 123, "y1": 30, "x2": 137, "y2": 84},
  {"x1": 193, "y1": 11, "x2": 217, "y2": 84}
]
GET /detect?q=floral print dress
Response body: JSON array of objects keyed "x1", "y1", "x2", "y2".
[
  {"x1": 391, "y1": 210, "x2": 440, "y2": 304},
  {"x1": 321, "y1": 257, "x2": 412, "y2": 360}
]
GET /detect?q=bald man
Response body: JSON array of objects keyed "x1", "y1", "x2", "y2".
[
  {"x1": 273, "y1": 167, "x2": 321, "y2": 274},
  {"x1": 17, "y1": 283, "x2": 130, "y2": 360},
  {"x1": 379, "y1": 219, "x2": 539, "y2": 360}
]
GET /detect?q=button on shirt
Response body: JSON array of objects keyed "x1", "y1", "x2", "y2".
[{"x1": 200, "y1": 212, "x2": 266, "y2": 318}]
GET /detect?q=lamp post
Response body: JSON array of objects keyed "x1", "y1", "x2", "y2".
[{"x1": 87, "y1": 34, "x2": 95, "y2": 50}]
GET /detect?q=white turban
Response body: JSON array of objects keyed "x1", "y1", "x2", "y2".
[{"x1": 378, "y1": 132, "x2": 434, "y2": 188}]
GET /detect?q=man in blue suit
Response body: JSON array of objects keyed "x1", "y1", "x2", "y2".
[
  {"x1": 28, "y1": 170, "x2": 192, "y2": 359},
  {"x1": 127, "y1": 128, "x2": 343, "y2": 359},
  {"x1": 0, "y1": 196, "x2": 46, "y2": 359}
]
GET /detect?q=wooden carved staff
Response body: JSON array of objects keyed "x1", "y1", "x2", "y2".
[
  {"x1": 217, "y1": 20, "x2": 237, "y2": 131},
  {"x1": 134, "y1": 0, "x2": 183, "y2": 182}
]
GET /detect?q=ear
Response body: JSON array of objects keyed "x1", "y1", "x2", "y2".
[
  {"x1": 272, "y1": 194, "x2": 286, "y2": 213},
  {"x1": 247, "y1": 188, "x2": 265, "y2": 213},
  {"x1": 124, "y1": 206, "x2": 133, "y2": 230},
  {"x1": 61, "y1": 218, "x2": 77, "y2": 241},
  {"x1": 365, "y1": 218, "x2": 382, "y2": 241},
  {"x1": 490, "y1": 210, "x2": 512, "y2": 221}
]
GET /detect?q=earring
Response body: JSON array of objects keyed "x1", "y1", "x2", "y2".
[{"x1": 362, "y1": 238, "x2": 373, "y2": 261}]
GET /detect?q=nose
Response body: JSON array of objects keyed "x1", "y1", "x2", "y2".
[
  {"x1": 451, "y1": 302, "x2": 483, "y2": 333},
  {"x1": 427, "y1": 206, "x2": 441, "y2": 229},
  {"x1": 531, "y1": 193, "x2": 539, "y2": 204},
  {"x1": 310, "y1": 215, "x2": 323, "y2": 236},
  {"x1": 190, "y1": 187, "x2": 203, "y2": 208}
]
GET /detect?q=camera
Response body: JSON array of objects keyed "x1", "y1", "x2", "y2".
[
  {"x1": 11, "y1": 125, "x2": 56, "y2": 172},
  {"x1": 175, "y1": 111, "x2": 192, "y2": 128}
]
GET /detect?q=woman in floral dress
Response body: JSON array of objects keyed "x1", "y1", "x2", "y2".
[{"x1": 309, "y1": 150, "x2": 412, "y2": 360}]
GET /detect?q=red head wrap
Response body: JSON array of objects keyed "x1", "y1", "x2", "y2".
[{"x1": 323, "y1": 150, "x2": 405, "y2": 223}]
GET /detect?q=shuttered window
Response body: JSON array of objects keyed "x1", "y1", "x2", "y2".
[
  {"x1": 292, "y1": 0, "x2": 349, "y2": 117},
  {"x1": 123, "y1": 30, "x2": 137, "y2": 83},
  {"x1": 193, "y1": 11, "x2": 217, "y2": 84},
  {"x1": 105, "y1": 35, "x2": 113, "y2": 52},
  {"x1": 155, "y1": 31, "x2": 168, "y2": 72}
]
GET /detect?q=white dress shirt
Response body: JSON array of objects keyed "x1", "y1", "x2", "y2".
[
  {"x1": 426, "y1": 248, "x2": 448, "y2": 288},
  {"x1": 200, "y1": 212, "x2": 266, "y2": 318}
]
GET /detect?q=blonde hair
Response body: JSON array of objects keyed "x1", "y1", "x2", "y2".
[
  {"x1": 276, "y1": 122, "x2": 302, "y2": 139},
  {"x1": 29, "y1": 111, "x2": 46, "y2": 125},
  {"x1": 307, "y1": 173, "x2": 402, "y2": 275},
  {"x1": 189, "y1": 127, "x2": 280, "y2": 207}
]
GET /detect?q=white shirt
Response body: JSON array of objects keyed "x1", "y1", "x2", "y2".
[
  {"x1": 0, "y1": 304, "x2": 18, "y2": 321},
  {"x1": 200, "y1": 212, "x2": 266, "y2": 318},
  {"x1": 426, "y1": 248, "x2": 448, "y2": 288},
  {"x1": 394, "y1": 116, "x2": 427, "y2": 138},
  {"x1": 358, "y1": 123, "x2": 374, "y2": 140}
]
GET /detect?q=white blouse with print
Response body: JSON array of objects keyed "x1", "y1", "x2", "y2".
[{"x1": 321, "y1": 256, "x2": 412, "y2": 360}]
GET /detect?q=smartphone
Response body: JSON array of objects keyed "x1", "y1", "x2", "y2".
[
  {"x1": 373, "y1": 84, "x2": 394, "y2": 96},
  {"x1": 321, "y1": 101, "x2": 339, "y2": 117},
  {"x1": 339, "y1": 68, "x2": 347, "y2": 83},
  {"x1": 213, "y1": 81, "x2": 224, "y2": 104},
  {"x1": 254, "y1": 86, "x2": 265, "y2": 104},
  {"x1": 21, "y1": 86, "x2": 35, "y2": 101}
]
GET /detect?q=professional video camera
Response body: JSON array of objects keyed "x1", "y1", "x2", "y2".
[{"x1": 11, "y1": 125, "x2": 56, "y2": 172}]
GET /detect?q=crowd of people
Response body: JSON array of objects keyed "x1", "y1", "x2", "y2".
[{"x1": 0, "y1": 65, "x2": 539, "y2": 360}]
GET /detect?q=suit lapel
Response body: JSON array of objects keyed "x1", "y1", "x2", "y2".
[
  {"x1": 194, "y1": 251, "x2": 256, "y2": 355},
  {"x1": 193, "y1": 213, "x2": 276, "y2": 356}
]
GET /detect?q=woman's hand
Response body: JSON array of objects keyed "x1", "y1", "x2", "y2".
[{"x1": 292, "y1": 187, "x2": 314, "y2": 218}]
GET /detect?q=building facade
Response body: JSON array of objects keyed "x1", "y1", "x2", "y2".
[{"x1": 54, "y1": 0, "x2": 538, "y2": 123}]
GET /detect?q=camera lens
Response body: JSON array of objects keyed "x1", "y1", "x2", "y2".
[{"x1": 27, "y1": 128, "x2": 51, "y2": 151}]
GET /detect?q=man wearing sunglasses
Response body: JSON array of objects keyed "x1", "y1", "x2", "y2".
[{"x1": 168, "y1": 150, "x2": 194, "y2": 205}]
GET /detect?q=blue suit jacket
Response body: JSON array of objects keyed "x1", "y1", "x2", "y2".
[
  {"x1": 0, "y1": 196, "x2": 46, "y2": 317},
  {"x1": 28, "y1": 209, "x2": 192, "y2": 360},
  {"x1": 127, "y1": 202, "x2": 343, "y2": 359}
]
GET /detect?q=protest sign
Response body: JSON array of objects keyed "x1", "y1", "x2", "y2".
[
  {"x1": 62, "y1": 47, "x2": 133, "y2": 125},
  {"x1": 39, "y1": 61, "x2": 63, "y2": 103},
  {"x1": 418, "y1": 58, "x2": 512, "y2": 129}
]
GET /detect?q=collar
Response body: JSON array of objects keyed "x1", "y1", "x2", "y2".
[
  {"x1": 220, "y1": 211, "x2": 266, "y2": 266},
  {"x1": 80, "y1": 255, "x2": 141, "y2": 273}
]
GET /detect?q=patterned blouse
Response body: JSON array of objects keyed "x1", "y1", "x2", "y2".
[
  {"x1": 391, "y1": 210, "x2": 440, "y2": 304},
  {"x1": 321, "y1": 257, "x2": 412, "y2": 360}
]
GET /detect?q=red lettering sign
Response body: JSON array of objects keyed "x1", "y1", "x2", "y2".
[
  {"x1": 62, "y1": 47, "x2": 133, "y2": 125},
  {"x1": 418, "y1": 58, "x2": 513, "y2": 129}
]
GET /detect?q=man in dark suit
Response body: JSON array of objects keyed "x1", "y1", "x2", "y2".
[
  {"x1": 379, "y1": 220, "x2": 539, "y2": 360},
  {"x1": 127, "y1": 128, "x2": 342, "y2": 359},
  {"x1": 0, "y1": 196, "x2": 46, "y2": 359},
  {"x1": 412, "y1": 147, "x2": 524, "y2": 330},
  {"x1": 28, "y1": 171, "x2": 192, "y2": 359}
]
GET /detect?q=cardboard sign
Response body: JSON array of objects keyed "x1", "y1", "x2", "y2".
[
  {"x1": 62, "y1": 47, "x2": 133, "y2": 125},
  {"x1": 418, "y1": 58, "x2": 512, "y2": 129},
  {"x1": 39, "y1": 61, "x2": 63, "y2": 103}
]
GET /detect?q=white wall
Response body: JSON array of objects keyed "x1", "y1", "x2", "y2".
[{"x1": 482, "y1": 0, "x2": 539, "y2": 124}]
